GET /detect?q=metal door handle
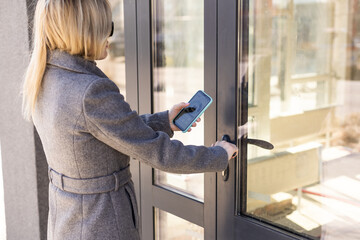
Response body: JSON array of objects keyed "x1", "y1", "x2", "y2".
[
  {"x1": 246, "y1": 138, "x2": 274, "y2": 150},
  {"x1": 222, "y1": 134, "x2": 234, "y2": 143},
  {"x1": 221, "y1": 135, "x2": 274, "y2": 181}
]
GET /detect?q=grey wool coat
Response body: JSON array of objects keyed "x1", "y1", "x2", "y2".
[{"x1": 32, "y1": 50, "x2": 228, "y2": 240}]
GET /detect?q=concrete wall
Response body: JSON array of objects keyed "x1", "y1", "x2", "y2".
[{"x1": 0, "y1": 0, "x2": 47, "y2": 239}]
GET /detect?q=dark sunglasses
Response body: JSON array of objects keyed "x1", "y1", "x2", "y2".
[{"x1": 109, "y1": 21, "x2": 114, "y2": 37}]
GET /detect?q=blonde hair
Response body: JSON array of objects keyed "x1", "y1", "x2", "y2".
[{"x1": 22, "y1": 0, "x2": 112, "y2": 121}]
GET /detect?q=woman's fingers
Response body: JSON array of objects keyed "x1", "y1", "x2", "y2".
[
  {"x1": 213, "y1": 141, "x2": 238, "y2": 160},
  {"x1": 170, "y1": 103, "x2": 203, "y2": 133},
  {"x1": 169, "y1": 102, "x2": 190, "y2": 131}
]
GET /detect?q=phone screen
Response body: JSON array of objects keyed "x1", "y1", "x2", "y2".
[{"x1": 173, "y1": 90, "x2": 213, "y2": 132}]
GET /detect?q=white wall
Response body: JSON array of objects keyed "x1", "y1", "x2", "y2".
[{"x1": 0, "y1": 0, "x2": 41, "y2": 239}]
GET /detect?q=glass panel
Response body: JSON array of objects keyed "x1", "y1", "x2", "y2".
[
  {"x1": 97, "y1": 0, "x2": 126, "y2": 98},
  {"x1": 152, "y1": 0, "x2": 205, "y2": 200},
  {"x1": 242, "y1": 0, "x2": 360, "y2": 238},
  {"x1": 155, "y1": 208, "x2": 204, "y2": 240}
]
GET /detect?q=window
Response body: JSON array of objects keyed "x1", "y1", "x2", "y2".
[
  {"x1": 155, "y1": 208, "x2": 204, "y2": 240},
  {"x1": 152, "y1": 0, "x2": 205, "y2": 201},
  {"x1": 242, "y1": 0, "x2": 360, "y2": 238}
]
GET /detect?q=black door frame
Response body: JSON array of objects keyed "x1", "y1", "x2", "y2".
[
  {"x1": 216, "y1": 1, "x2": 310, "y2": 239},
  {"x1": 125, "y1": 0, "x2": 311, "y2": 239}
]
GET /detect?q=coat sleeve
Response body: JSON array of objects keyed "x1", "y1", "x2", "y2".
[
  {"x1": 139, "y1": 112, "x2": 174, "y2": 138},
  {"x1": 82, "y1": 78, "x2": 228, "y2": 174}
]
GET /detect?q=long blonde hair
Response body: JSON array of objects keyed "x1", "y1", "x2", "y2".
[{"x1": 22, "y1": 0, "x2": 112, "y2": 121}]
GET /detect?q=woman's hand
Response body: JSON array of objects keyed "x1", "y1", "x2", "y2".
[
  {"x1": 169, "y1": 102, "x2": 201, "y2": 132},
  {"x1": 212, "y1": 141, "x2": 238, "y2": 161}
]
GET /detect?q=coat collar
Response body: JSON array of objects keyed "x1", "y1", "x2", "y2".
[{"x1": 47, "y1": 49, "x2": 108, "y2": 78}]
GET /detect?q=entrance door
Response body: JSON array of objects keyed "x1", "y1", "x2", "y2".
[
  {"x1": 131, "y1": 0, "x2": 360, "y2": 239},
  {"x1": 218, "y1": 0, "x2": 360, "y2": 239}
]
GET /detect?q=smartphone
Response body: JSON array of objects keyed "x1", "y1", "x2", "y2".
[{"x1": 173, "y1": 90, "x2": 213, "y2": 133}]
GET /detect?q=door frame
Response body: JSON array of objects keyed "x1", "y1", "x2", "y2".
[
  {"x1": 216, "y1": 1, "x2": 313, "y2": 239},
  {"x1": 126, "y1": 0, "x2": 312, "y2": 239}
]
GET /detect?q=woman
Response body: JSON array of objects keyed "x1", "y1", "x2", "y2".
[{"x1": 22, "y1": 0, "x2": 238, "y2": 239}]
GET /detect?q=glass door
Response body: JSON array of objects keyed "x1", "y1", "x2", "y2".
[
  {"x1": 136, "y1": 0, "x2": 218, "y2": 239},
  {"x1": 152, "y1": 0, "x2": 206, "y2": 202},
  {"x1": 218, "y1": 0, "x2": 360, "y2": 239},
  {"x1": 152, "y1": 1, "x2": 207, "y2": 238}
]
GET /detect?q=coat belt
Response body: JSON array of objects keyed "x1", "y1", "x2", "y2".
[{"x1": 48, "y1": 165, "x2": 132, "y2": 194}]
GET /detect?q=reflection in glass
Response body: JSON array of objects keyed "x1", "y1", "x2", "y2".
[
  {"x1": 152, "y1": 0, "x2": 205, "y2": 201},
  {"x1": 155, "y1": 208, "x2": 204, "y2": 240},
  {"x1": 243, "y1": 0, "x2": 360, "y2": 239},
  {"x1": 97, "y1": 0, "x2": 126, "y2": 98}
]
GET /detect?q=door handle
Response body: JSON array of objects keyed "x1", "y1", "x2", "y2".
[
  {"x1": 246, "y1": 138, "x2": 274, "y2": 150},
  {"x1": 222, "y1": 134, "x2": 235, "y2": 144},
  {"x1": 221, "y1": 135, "x2": 274, "y2": 181}
]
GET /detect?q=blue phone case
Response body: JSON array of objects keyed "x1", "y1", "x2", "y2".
[{"x1": 173, "y1": 90, "x2": 213, "y2": 133}]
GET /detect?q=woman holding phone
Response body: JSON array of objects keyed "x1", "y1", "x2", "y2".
[{"x1": 22, "y1": 0, "x2": 238, "y2": 239}]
